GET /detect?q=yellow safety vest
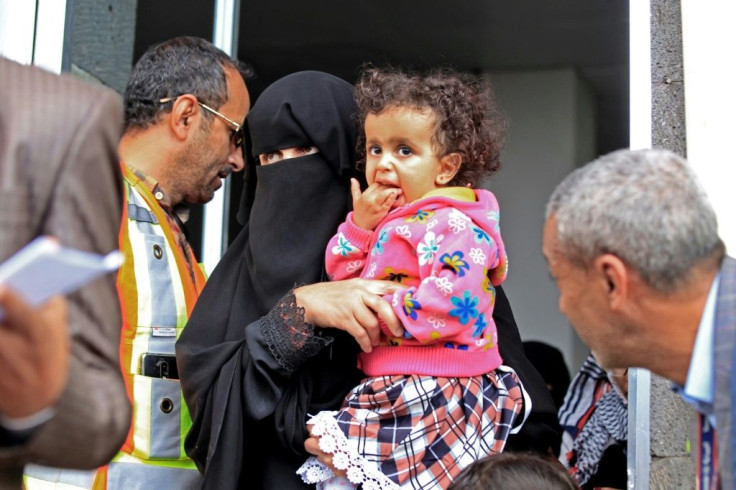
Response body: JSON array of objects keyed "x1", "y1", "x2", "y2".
[{"x1": 25, "y1": 166, "x2": 207, "y2": 490}]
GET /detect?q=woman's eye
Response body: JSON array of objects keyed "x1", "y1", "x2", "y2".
[
  {"x1": 298, "y1": 146, "x2": 317, "y2": 155},
  {"x1": 259, "y1": 152, "x2": 281, "y2": 165},
  {"x1": 398, "y1": 146, "x2": 412, "y2": 156},
  {"x1": 368, "y1": 145, "x2": 381, "y2": 156}
]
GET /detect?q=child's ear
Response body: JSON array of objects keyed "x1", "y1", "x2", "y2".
[{"x1": 436, "y1": 153, "x2": 462, "y2": 185}]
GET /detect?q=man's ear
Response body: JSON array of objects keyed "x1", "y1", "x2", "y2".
[
  {"x1": 168, "y1": 94, "x2": 199, "y2": 141},
  {"x1": 594, "y1": 254, "x2": 628, "y2": 309},
  {"x1": 436, "y1": 153, "x2": 462, "y2": 185}
]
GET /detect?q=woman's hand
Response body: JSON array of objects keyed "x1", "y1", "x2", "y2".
[{"x1": 294, "y1": 278, "x2": 404, "y2": 353}]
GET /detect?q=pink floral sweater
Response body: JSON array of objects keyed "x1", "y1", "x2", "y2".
[{"x1": 325, "y1": 187, "x2": 508, "y2": 378}]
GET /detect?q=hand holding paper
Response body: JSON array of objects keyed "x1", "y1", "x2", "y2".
[{"x1": 0, "y1": 237, "x2": 122, "y2": 420}]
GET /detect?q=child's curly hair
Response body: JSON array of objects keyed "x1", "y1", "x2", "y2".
[{"x1": 355, "y1": 66, "x2": 507, "y2": 187}]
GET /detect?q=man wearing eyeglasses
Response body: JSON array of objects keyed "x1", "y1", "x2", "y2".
[{"x1": 24, "y1": 36, "x2": 250, "y2": 490}]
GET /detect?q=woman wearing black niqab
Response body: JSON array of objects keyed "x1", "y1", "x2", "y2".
[
  {"x1": 177, "y1": 71, "x2": 390, "y2": 489},
  {"x1": 177, "y1": 71, "x2": 561, "y2": 489}
]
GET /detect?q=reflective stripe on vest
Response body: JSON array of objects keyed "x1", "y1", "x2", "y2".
[
  {"x1": 24, "y1": 466, "x2": 95, "y2": 489},
  {"x1": 102, "y1": 452, "x2": 200, "y2": 490}
]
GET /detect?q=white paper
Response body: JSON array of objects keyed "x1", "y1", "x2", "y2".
[{"x1": 0, "y1": 236, "x2": 123, "y2": 320}]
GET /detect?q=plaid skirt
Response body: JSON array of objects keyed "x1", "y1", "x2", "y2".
[{"x1": 298, "y1": 365, "x2": 527, "y2": 489}]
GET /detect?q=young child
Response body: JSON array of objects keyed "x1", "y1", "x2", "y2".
[{"x1": 297, "y1": 67, "x2": 528, "y2": 489}]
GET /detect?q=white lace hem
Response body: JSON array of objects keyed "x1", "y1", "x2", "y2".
[{"x1": 296, "y1": 411, "x2": 400, "y2": 490}]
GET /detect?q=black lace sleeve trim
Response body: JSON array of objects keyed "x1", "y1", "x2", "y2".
[{"x1": 260, "y1": 290, "x2": 332, "y2": 373}]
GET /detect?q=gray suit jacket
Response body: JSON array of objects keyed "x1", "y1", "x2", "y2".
[
  {"x1": 714, "y1": 256, "x2": 736, "y2": 490},
  {"x1": 0, "y1": 58, "x2": 131, "y2": 489}
]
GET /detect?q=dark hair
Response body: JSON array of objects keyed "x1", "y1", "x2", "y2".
[
  {"x1": 354, "y1": 66, "x2": 507, "y2": 187},
  {"x1": 123, "y1": 36, "x2": 251, "y2": 130},
  {"x1": 447, "y1": 453, "x2": 579, "y2": 490}
]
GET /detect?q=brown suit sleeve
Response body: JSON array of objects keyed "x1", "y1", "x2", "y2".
[
  {"x1": 25, "y1": 87, "x2": 131, "y2": 469},
  {"x1": 0, "y1": 58, "x2": 131, "y2": 471}
]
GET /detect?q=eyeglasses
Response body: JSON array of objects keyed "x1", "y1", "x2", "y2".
[{"x1": 159, "y1": 96, "x2": 244, "y2": 148}]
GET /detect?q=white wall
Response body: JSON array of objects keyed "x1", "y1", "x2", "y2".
[
  {"x1": 0, "y1": 0, "x2": 67, "y2": 74},
  {"x1": 483, "y1": 68, "x2": 596, "y2": 373},
  {"x1": 0, "y1": 0, "x2": 36, "y2": 64},
  {"x1": 681, "y1": 0, "x2": 736, "y2": 254}
]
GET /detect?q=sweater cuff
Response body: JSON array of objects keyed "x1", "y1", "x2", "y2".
[{"x1": 342, "y1": 213, "x2": 374, "y2": 252}]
